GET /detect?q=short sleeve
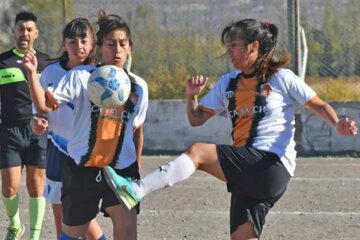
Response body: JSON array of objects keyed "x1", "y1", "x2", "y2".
[
  {"x1": 199, "y1": 73, "x2": 233, "y2": 116},
  {"x1": 130, "y1": 73, "x2": 149, "y2": 128},
  {"x1": 51, "y1": 70, "x2": 84, "y2": 106},
  {"x1": 279, "y1": 69, "x2": 317, "y2": 105}
]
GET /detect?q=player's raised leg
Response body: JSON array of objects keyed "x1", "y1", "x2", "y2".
[{"x1": 103, "y1": 142, "x2": 223, "y2": 210}]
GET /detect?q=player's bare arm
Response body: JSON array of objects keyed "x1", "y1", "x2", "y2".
[
  {"x1": 186, "y1": 75, "x2": 211, "y2": 126},
  {"x1": 134, "y1": 124, "x2": 144, "y2": 170},
  {"x1": 22, "y1": 51, "x2": 56, "y2": 114},
  {"x1": 307, "y1": 96, "x2": 358, "y2": 136}
]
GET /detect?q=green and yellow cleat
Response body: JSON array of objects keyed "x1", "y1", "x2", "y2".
[
  {"x1": 103, "y1": 166, "x2": 141, "y2": 210},
  {"x1": 5, "y1": 224, "x2": 25, "y2": 240}
]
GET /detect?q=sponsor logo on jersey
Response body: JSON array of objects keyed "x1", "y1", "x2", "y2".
[
  {"x1": 226, "y1": 90, "x2": 234, "y2": 99},
  {"x1": 260, "y1": 83, "x2": 272, "y2": 97},
  {"x1": 90, "y1": 105, "x2": 129, "y2": 123},
  {"x1": 229, "y1": 106, "x2": 266, "y2": 119}
]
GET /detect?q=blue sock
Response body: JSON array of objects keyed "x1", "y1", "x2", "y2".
[
  {"x1": 60, "y1": 232, "x2": 85, "y2": 240},
  {"x1": 98, "y1": 234, "x2": 106, "y2": 240}
]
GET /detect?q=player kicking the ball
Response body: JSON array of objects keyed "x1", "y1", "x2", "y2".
[
  {"x1": 23, "y1": 9, "x2": 148, "y2": 240},
  {"x1": 30, "y1": 17, "x2": 106, "y2": 240},
  {"x1": 104, "y1": 19, "x2": 358, "y2": 240}
]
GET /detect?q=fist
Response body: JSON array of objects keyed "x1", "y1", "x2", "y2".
[{"x1": 30, "y1": 115, "x2": 48, "y2": 135}]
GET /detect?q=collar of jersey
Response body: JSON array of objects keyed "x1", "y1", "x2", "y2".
[{"x1": 12, "y1": 48, "x2": 36, "y2": 57}]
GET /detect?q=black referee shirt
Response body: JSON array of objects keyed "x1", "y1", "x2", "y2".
[{"x1": 0, "y1": 48, "x2": 50, "y2": 127}]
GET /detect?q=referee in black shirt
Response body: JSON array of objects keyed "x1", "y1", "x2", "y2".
[{"x1": 0, "y1": 11, "x2": 50, "y2": 239}]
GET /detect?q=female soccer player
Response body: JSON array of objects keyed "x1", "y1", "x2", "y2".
[
  {"x1": 104, "y1": 19, "x2": 357, "y2": 240},
  {"x1": 31, "y1": 18, "x2": 106, "y2": 240},
  {"x1": 23, "y1": 10, "x2": 148, "y2": 240}
]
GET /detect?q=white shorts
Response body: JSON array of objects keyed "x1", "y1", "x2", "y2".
[{"x1": 43, "y1": 178, "x2": 62, "y2": 204}]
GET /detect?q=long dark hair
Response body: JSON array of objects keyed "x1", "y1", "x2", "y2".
[
  {"x1": 221, "y1": 19, "x2": 290, "y2": 82},
  {"x1": 54, "y1": 18, "x2": 97, "y2": 65}
]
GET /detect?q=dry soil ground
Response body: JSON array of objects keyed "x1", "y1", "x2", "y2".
[{"x1": 1, "y1": 156, "x2": 360, "y2": 239}]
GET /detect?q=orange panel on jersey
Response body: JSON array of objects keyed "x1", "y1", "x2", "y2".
[
  {"x1": 232, "y1": 76, "x2": 258, "y2": 147},
  {"x1": 198, "y1": 105, "x2": 215, "y2": 116},
  {"x1": 85, "y1": 106, "x2": 124, "y2": 168}
]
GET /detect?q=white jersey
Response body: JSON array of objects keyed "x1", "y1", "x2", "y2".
[
  {"x1": 39, "y1": 61, "x2": 74, "y2": 155},
  {"x1": 199, "y1": 68, "x2": 316, "y2": 176},
  {"x1": 51, "y1": 65, "x2": 148, "y2": 169}
]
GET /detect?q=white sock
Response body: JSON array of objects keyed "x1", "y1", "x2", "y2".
[{"x1": 134, "y1": 153, "x2": 196, "y2": 198}]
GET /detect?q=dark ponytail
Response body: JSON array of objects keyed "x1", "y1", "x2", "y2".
[
  {"x1": 257, "y1": 22, "x2": 290, "y2": 83},
  {"x1": 221, "y1": 19, "x2": 290, "y2": 82}
]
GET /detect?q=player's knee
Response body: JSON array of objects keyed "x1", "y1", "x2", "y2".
[
  {"x1": 2, "y1": 186, "x2": 18, "y2": 197},
  {"x1": 185, "y1": 142, "x2": 203, "y2": 159},
  {"x1": 185, "y1": 142, "x2": 213, "y2": 167}
]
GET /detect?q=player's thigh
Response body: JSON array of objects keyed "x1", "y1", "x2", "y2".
[
  {"x1": 1, "y1": 166, "x2": 22, "y2": 197},
  {"x1": 231, "y1": 222, "x2": 258, "y2": 240},
  {"x1": 186, "y1": 142, "x2": 225, "y2": 180},
  {"x1": 0, "y1": 126, "x2": 24, "y2": 169},
  {"x1": 106, "y1": 204, "x2": 137, "y2": 237},
  {"x1": 0, "y1": 148, "x2": 23, "y2": 169}
]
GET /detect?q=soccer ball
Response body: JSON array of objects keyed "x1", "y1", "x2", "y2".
[{"x1": 87, "y1": 65, "x2": 131, "y2": 108}]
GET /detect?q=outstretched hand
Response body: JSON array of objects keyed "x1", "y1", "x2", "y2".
[
  {"x1": 186, "y1": 75, "x2": 208, "y2": 98},
  {"x1": 335, "y1": 118, "x2": 358, "y2": 136},
  {"x1": 22, "y1": 50, "x2": 38, "y2": 74}
]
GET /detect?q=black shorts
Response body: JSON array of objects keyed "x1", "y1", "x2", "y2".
[
  {"x1": 62, "y1": 158, "x2": 140, "y2": 226},
  {"x1": 0, "y1": 123, "x2": 47, "y2": 168},
  {"x1": 216, "y1": 145, "x2": 291, "y2": 237},
  {"x1": 46, "y1": 140, "x2": 67, "y2": 181}
]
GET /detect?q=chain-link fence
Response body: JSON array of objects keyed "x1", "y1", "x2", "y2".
[
  {"x1": 1, "y1": 0, "x2": 359, "y2": 99},
  {"x1": 302, "y1": 0, "x2": 360, "y2": 77}
]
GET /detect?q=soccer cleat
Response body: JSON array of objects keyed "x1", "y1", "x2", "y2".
[
  {"x1": 103, "y1": 166, "x2": 141, "y2": 210},
  {"x1": 5, "y1": 224, "x2": 25, "y2": 240}
]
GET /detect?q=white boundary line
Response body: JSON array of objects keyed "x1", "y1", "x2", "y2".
[
  {"x1": 292, "y1": 177, "x2": 360, "y2": 181},
  {"x1": 143, "y1": 209, "x2": 360, "y2": 216},
  {"x1": 186, "y1": 176, "x2": 360, "y2": 181},
  {"x1": 270, "y1": 211, "x2": 360, "y2": 216},
  {"x1": 298, "y1": 163, "x2": 360, "y2": 166}
]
